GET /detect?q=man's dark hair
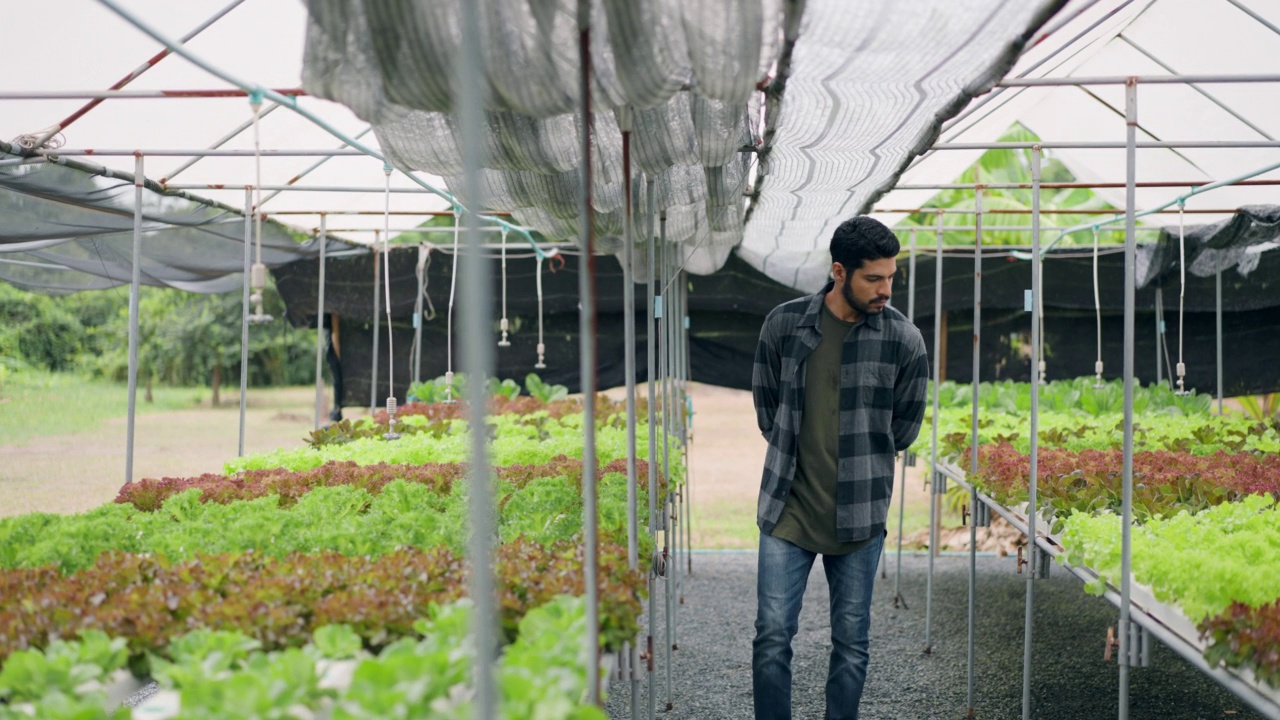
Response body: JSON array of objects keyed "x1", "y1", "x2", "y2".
[{"x1": 830, "y1": 216, "x2": 900, "y2": 272}]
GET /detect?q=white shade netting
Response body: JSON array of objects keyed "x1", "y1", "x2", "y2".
[
  {"x1": 301, "y1": 0, "x2": 779, "y2": 280},
  {"x1": 302, "y1": 0, "x2": 1062, "y2": 288},
  {"x1": 739, "y1": 0, "x2": 1064, "y2": 290}
]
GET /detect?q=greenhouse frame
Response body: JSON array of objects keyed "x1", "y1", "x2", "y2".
[{"x1": 2, "y1": 1, "x2": 1280, "y2": 719}]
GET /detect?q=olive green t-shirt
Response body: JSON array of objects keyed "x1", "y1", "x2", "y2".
[{"x1": 770, "y1": 302, "x2": 875, "y2": 555}]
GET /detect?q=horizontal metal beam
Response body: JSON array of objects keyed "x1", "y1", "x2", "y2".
[
  {"x1": 269, "y1": 209, "x2": 513, "y2": 217},
  {"x1": 933, "y1": 140, "x2": 1280, "y2": 150},
  {"x1": 891, "y1": 179, "x2": 1280, "y2": 191},
  {"x1": 333, "y1": 242, "x2": 558, "y2": 252},
  {"x1": 873, "y1": 207, "x2": 1238, "y2": 216},
  {"x1": 44, "y1": 148, "x2": 366, "y2": 157},
  {"x1": 0, "y1": 88, "x2": 307, "y2": 100},
  {"x1": 320, "y1": 226, "x2": 517, "y2": 233},
  {"x1": 165, "y1": 183, "x2": 440, "y2": 193},
  {"x1": 888, "y1": 225, "x2": 1151, "y2": 233},
  {"x1": 997, "y1": 73, "x2": 1280, "y2": 87}
]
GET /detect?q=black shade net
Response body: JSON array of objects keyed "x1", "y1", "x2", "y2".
[{"x1": 274, "y1": 211, "x2": 1280, "y2": 407}]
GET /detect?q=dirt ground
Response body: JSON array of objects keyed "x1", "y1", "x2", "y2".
[
  {"x1": 612, "y1": 382, "x2": 943, "y2": 549},
  {"x1": 0, "y1": 387, "x2": 325, "y2": 518}
]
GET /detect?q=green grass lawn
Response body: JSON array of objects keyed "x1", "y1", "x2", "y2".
[{"x1": 0, "y1": 370, "x2": 204, "y2": 444}]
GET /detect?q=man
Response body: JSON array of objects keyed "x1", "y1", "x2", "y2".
[{"x1": 751, "y1": 216, "x2": 929, "y2": 720}]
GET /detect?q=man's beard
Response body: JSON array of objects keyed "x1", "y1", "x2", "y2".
[{"x1": 841, "y1": 276, "x2": 889, "y2": 315}]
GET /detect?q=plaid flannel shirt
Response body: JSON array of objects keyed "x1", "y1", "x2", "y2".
[{"x1": 752, "y1": 281, "x2": 929, "y2": 543}]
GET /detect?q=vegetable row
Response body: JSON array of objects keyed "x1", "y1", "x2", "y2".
[
  {"x1": 925, "y1": 380, "x2": 1280, "y2": 690},
  {"x1": 229, "y1": 409, "x2": 684, "y2": 476},
  {"x1": 1, "y1": 595, "x2": 606, "y2": 720},
  {"x1": 0, "y1": 396, "x2": 678, "y2": 717},
  {"x1": 0, "y1": 539, "x2": 641, "y2": 669}
]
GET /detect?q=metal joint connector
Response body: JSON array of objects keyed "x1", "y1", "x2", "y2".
[
  {"x1": 1130, "y1": 622, "x2": 1151, "y2": 668},
  {"x1": 975, "y1": 502, "x2": 990, "y2": 528}
]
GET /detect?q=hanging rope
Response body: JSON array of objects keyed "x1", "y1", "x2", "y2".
[
  {"x1": 1092, "y1": 225, "x2": 1104, "y2": 387},
  {"x1": 409, "y1": 244, "x2": 430, "y2": 378},
  {"x1": 445, "y1": 207, "x2": 460, "y2": 402},
  {"x1": 381, "y1": 165, "x2": 401, "y2": 438},
  {"x1": 1175, "y1": 199, "x2": 1188, "y2": 395},
  {"x1": 421, "y1": 248, "x2": 436, "y2": 321},
  {"x1": 247, "y1": 91, "x2": 272, "y2": 324},
  {"x1": 534, "y1": 254, "x2": 547, "y2": 369},
  {"x1": 498, "y1": 226, "x2": 511, "y2": 348}
]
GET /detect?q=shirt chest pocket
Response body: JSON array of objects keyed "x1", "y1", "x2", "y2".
[
  {"x1": 858, "y1": 366, "x2": 894, "y2": 408},
  {"x1": 855, "y1": 366, "x2": 896, "y2": 389}
]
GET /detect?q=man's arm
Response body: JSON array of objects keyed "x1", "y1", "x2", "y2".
[
  {"x1": 890, "y1": 333, "x2": 929, "y2": 452},
  {"x1": 752, "y1": 312, "x2": 782, "y2": 438}
]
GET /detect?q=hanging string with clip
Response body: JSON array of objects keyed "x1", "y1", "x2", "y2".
[
  {"x1": 498, "y1": 226, "x2": 511, "y2": 348},
  {"x1": 408, "y1": 243, "x2": 433, "y2": 384},
  {"x1": 1037, "y1": 254, "x2": 1047, "y2": 385},
  {"x1": 534, "y1": 253, "x2": 547, "y2": 369},
  {"x1": 1092, "y1": 225, "x2": 1105, "y2": 388},
  {"x1": 247, "y1": 90, "x2": 272, "y2": 324},
  {"x1": 381, "y1": 164, "x2": 401, "y2": 439},
  {"x1": 1175, "y1": 199, "x2": 1189, "y2": 395},
  {"x1": 420, "y1": 248, "x2": 436, "y2": 321},
  {"x1": 444, "y1": 206, "x2": 460, "y2": 403}
]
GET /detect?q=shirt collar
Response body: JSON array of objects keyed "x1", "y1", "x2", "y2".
[{"x1": 800, "y1": 280, "x2": 883, "y2": 331}]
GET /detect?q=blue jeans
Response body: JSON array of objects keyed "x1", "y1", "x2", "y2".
[{"x1": 752, "y1": 531, "x2": 884, "y2": 720}]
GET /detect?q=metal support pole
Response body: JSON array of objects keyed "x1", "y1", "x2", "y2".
[
  {"x1": 314, "y1": 215, "x2": 328, "y2": 430},
  {"x1": 661, "y1": 229, "x2": 675, "y2": 713},
  {"x1": 621, "y1": 114, "x2": 642, "y2": 720},
  {"x1": 967, "y1": 189, "x2": 983, "y2": 717},
  {"x1": 125, "y1": 156, "x2": 144, "y2": 483},
  {"x1": 457, "y1": 1, "x2": 496, "y2": 717},
  {"x1": 412, "y1": 246, "x2": 425, "y2": 387},
  {"x1": 238, "y1": 185, "x2": 251, "y2": 457},
  {"x1": 577, "y1": 0, "x2": 602, "y2": 705},
  {"x1": 676, "y1": 256, "x2": 684, "y2": 608},
  {"x1": 646, "y1": 197, "x2": 659, "y2": 720},
  {"x1": 1216, "y1": 269, "x2": 1224, "y2": 414},
  {"x1": 1119, "y1": 77, "x2": 1139, "y2": 720},
  {"x1": 370, "y1": 234, "x2": 381, "y2": 415},
  {"x1": 684, "y1": 274, "x2": 693, "y2": 577},
  {"x1": 680, "y1": 268, "x2": 690, "y2": 584},
  {"x1": 925, "y1": 210, "x2": 943, "y2": 653},
  {"x1": 1024, "y1": 148, "x2": 1043, "y2": 720},
  {"x1": 669, "y1": 257, "x2": 682, "y2": 649},
  {"x1": 1154, "y1": 286, "x2": 1163, "y2": 386},
  {"x1": 892, "y1": 228, "x2": 916, "y2": 605}
]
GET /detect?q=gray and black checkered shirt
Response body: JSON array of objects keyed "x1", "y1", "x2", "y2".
[{"x1": 752, "y1": 281, "x2": 929, "y2": 543}]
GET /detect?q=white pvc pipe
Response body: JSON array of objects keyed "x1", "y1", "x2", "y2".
[
  {"x1": 576, "y1": 0, "x2": 601, "y2": 704},
  {"x1": 124, "y1": 155, "x2": 144, "y2": 484},
  {"x1": 455, "y1": 0, "x2": 497, "y2": 716},
  {"x1": 1119, "y1": 77, "x2": 1139, "y2": 720},
  {"x1": 314, "y1": 215, "x2": 327, "y2": 430},
  {"x1": 238, "y1": 186, "x2": 251, "y2": 457}
]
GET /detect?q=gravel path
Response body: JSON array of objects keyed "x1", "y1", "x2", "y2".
[{"x1": 606, "y1": 551, "x2": 1267, "y2": 720}]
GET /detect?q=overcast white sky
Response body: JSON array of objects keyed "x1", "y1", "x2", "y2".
[{"x1": 0, "y1": 0, "x2": 453, "y2": 241}]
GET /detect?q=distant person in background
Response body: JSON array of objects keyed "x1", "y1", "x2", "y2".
[{"x1": 750, "y1": 215, "x2": 929, "y2": 720}]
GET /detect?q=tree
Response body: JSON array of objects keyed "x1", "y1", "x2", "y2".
[{"x1": 88, "y1": 280, "x2": 315, "y2": 400}]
